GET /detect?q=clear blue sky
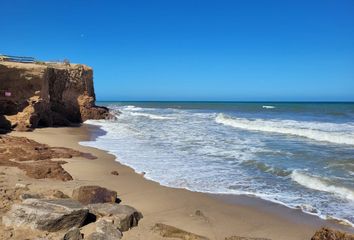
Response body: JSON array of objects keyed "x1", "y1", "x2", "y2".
[{"x1": 1, "y1": 0, "x2": 354, "y2": 101}]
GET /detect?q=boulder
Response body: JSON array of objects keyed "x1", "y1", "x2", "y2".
[
  {"x1": 86, "y1": 219, "x2": 122, "y2": 240},
  {"x1": 2, "y1": 198, "x2": 88, "y2": 232},
  {"x1": 63, "y1": 227, "x2": 83, "y2": 240},
  {"x1": 311, "y1": 227, "x2": 354, "y2": 240},
  {"x1": 87, "y1": 203, "x2": 142, "y2": 231},
  {"x1": 72, "y1": 186, "x2": 117, "y2": 205}
]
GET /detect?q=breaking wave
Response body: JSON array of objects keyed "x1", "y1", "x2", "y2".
[
  {"x1": 262, "y1": 105, "x2": 276, "y2": 109},
  {"x1": 129, "y1": 112, "x2": 175, "y2": 120},
  {"x1": 291, "y1": 170, "x2": 354, "y2": 201},
  {"x1": 215, "y1": 113, "x2": 354, "y2": 145}
]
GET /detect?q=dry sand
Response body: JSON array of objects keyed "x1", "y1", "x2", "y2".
[{"x1": 7, "y1": 124, "x2": 353, "y2": 240}]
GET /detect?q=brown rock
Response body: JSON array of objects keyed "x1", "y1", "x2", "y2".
[
  {"x1": 72, "y1": 186, "x2": 117, "y2": 205},
  {"x1": 153, "y1": 223, "x2": 209, "y2": 240},
  {"x1": 0, "y1": 135, "x2": 96, "y2": 181},
  {"x1": 311, "y1": 227, "x2": 354, "y2": 240},
  {"x1": 111, "y1": 170, "x2": 119, "y2": 176},
  {"x1": 19, "y1": 160, "x2": 73, "y2": 181}
]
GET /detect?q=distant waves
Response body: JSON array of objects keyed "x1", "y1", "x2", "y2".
[{"x1": 215, "y1": 113, "x2": 354, "y2": 145}]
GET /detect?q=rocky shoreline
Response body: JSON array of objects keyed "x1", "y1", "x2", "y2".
[{"x1": 1, "y1": 59, "x2": 353, "y2": 239}]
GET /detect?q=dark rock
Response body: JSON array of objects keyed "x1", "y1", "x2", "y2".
[
  {"x1": 311, "y1": 227, "x2": 354, "y2": 240},
  {"x1": 87, "y1": 203, "x2": 142, "y2": 231},
  {"x1": 111, "y1": 170, "x2": 119, "y2": 176},
  {"x1": 72, "y1": 186, "x2": 117, "y2": 205},
  {"x1": 0, "y1": 115, "x2": 11, "y2": 133},
  {"x1": 2, "y1": 198, "x2": 88, "y2": 232}
]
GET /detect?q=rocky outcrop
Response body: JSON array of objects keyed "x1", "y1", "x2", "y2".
[
  {"x1": 311, "y1": 227, "x2": 354, "y2": 240},
  {"x1": 0, "y1": 61, "x2": 110, "y2": 131},
  {"x1": 0, "y1": 135, "x2": 95, "y2": 181},
  {"x1": 2, "y1": 198, "x2": 89, "y2": 232},
  {"x1": 72, "y1": 186, "x2": 118, "y2": 205},
  {"x1": 87, "y1": 203, "x2": 143, "y2": 231}
]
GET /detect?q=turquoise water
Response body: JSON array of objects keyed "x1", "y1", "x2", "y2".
[{"x1": 81, "y1": 102, "x2": 354, "y2": 225}]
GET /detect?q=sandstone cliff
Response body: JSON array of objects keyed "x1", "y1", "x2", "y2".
[{"x1": 0, "y1": 61, "x2": 109, "y2": 131}]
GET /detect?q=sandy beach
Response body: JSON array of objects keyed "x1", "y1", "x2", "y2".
[{"x1": 2, "y1": 124, "x2": 351, "y2": 240}]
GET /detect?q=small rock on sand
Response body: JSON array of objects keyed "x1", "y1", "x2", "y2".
[{"x1": 111, "y1": 170, "x2": 119, "y2": 176}]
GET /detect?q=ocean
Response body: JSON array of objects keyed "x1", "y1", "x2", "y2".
[{"x1": 81, "y1": 102, "x2": 354, "y2": 225}]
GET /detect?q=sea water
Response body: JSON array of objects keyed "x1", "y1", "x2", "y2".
[{"x1": 81, "y1": 102, "x2": 354, "y2": 225}]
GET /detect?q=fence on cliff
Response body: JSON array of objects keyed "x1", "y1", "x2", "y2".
[{"x1": 0, "y1": 54, "x2": 35, "y2": 63}]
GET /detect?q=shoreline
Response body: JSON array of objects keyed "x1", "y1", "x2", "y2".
[
  {"x1": 82, "y1": 123, "x2": 354, "y2": 230},
  {"x1": 9, "y1": 124, "x2": 354, "y2": 239}
]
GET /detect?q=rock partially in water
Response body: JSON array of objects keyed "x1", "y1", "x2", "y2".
[
  {"x1": 152, "y1": 223, "x2": 209, "y2": 240},
  {"x1": 2, "y1": 198, "x2": 88, "y2": 232},
  {"x1": 87, "y1": 203, "x2": 142, "y2": 231},
  {"x1": 311, "y1": 227, "x2": 354, "y2": 240},
  {"x1": 72, "y1": 186, "x2": 117, "y2": 205}
]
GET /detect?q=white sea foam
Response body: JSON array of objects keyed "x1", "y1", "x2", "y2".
[
  {"x1": 82, "y1": 104, "x2": 354, "y2": 226},
  {"x1": 262, "y1": 105, "x2": 275, "y2": 109},
  {"x1": 215, "y1": 113, "x2": 354, "y2": 145},
  {"x1": 122, "y1": 105, "x2": 143, "y2": 111},
  {"x1": 291, "y1": 170, "x2": 354, "y2": 201},
  {"x1": 129, "y1": 112, "x2": 175, "y2": 120}
]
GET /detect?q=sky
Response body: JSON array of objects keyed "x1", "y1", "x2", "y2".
[{"x1": 1, "y1": 0, "x2": 354, "y2": 101}]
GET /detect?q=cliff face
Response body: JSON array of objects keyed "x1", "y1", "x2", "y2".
[{"x1": 0, "y1": 61, "x2": 109, "y2": 131}]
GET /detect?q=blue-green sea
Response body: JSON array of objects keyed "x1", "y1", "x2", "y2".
[{"x1": 81, "y1": 102, "x2": 354, "y2": 225}]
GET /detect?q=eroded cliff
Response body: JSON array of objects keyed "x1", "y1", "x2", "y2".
[{"x1": 0, "y1": 61, "x2": 109, "y2": 131}]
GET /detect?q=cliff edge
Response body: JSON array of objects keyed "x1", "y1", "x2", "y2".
[{"x1": 0, "y1": 60, "x2": 110, "y2": 131}]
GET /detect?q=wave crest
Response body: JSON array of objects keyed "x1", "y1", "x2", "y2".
[
  {"x1": 291, "y1": 170, "x2": 354, "y2": 201},
  {"x1": 130, "y1": 112, "x2": 175, "y2": 120},
  {"x1": 215, "y1": 113, "x2": 354, "y2": 145},
  {"x1": 262, "y1": 105, "x2": 275, "y2": 109}
]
